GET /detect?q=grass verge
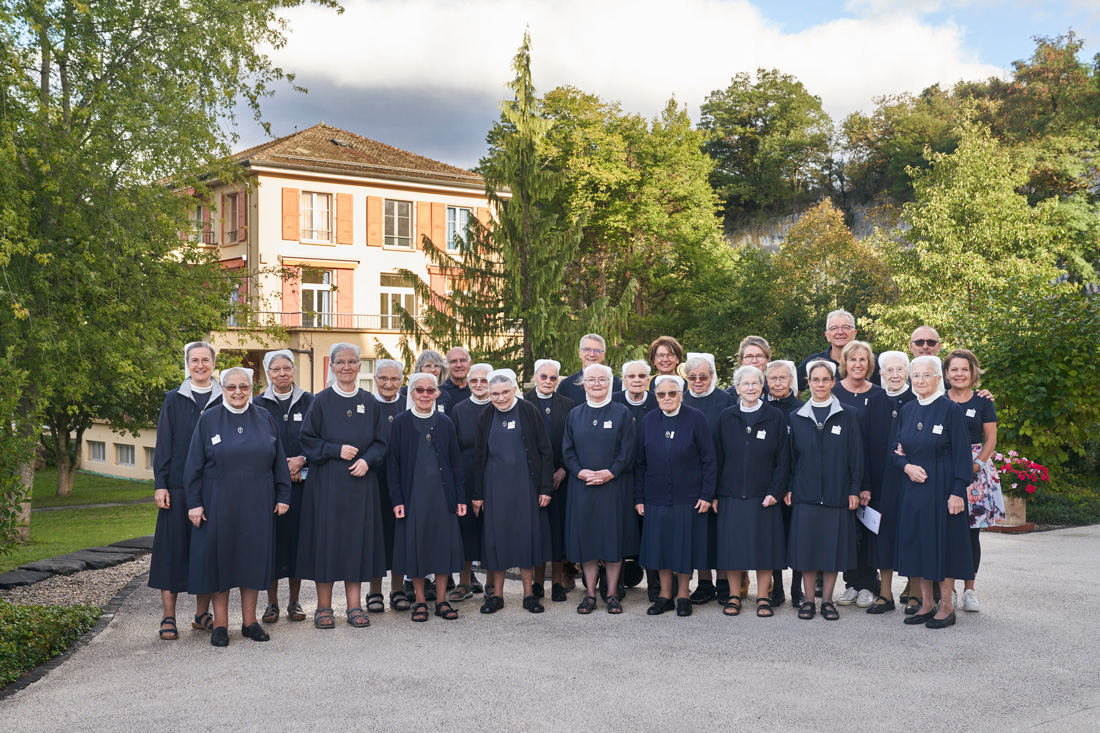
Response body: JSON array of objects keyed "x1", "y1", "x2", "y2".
[
  {"x1": 0, "y1": 504, "x2": 157, "y2": 573},
  {"x1": 32, "y1": 468, "x2": 152, "y2": 509},
  {"x1": 0, "y1": 599, "x2": 101, "y2": 687}
]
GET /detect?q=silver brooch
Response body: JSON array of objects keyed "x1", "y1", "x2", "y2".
[
  {"x1": 346, "y1": 410, "x2": 352, "y2": 418},
  {"x1": 237, "y1": 427, "x2": 243, "y2": 434},
  {"x1": 918, "y1": 422, "x2": 923, "y2": 430},
  {"x1": 426, "y1": 434, "x2": 432, "y2": 441},
  {"x1": 664, "y1": 431, "x2": 672, "y2": 439},
  {"x1": 502, "y1": 420, "x2": 508, "y2": 428},
  {"x1": 592, "y1": 419, "x2": 597, "y2": 426},
  {"x1": 746, "y1": 426, "x2": 752, "y2": 434},
  {"x1": 545, "y1": 407, "x2": 551, "y2": 414},
  {"x1": 892, "y1": 410, "x2": 897, "y2": 418},
  {"x1": 283, "y1": 414, "x2": 288, "y2": 422},
  {"x1": 388, "y1": 415, "x2": 394, "y2": 422}
]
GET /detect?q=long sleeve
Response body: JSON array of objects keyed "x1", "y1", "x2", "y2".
[
  {"x1": 531, "y1": 406, "x2": 554, "y2": 498},
  {"x1": 361, "y1": 402, "x2": 388, "y2": 467},
  {"x1": 713, "y1": 415, "x2": 727, "y2": 492},
  {"x1": 447, "y1": 424, "x2": 467, "y2": 506},
  {"x1": 299, "y1": 398, "x2": 340, "y2": 464},
  {"x1": 768, "y1": 415, "x2": 791, "y2": 500},
  {"x1": 562, "y1": 416, "x2": 581, "y2": 478},
  {"x1": 633, "y1": 425, "x2": 648, "y2": 505},
  {"x1": 473, "y1": 411, "x2": 489, "y2": 502},
  {"x1": 607, "y1": 415, "x2": 636, "y2": 479},
  {"x1": 948, "y1": 403, "x2": 972, "y2": 499},
  {"x1": 152, "y1": 393, "x2": 174, "y2": 492},
  {"x1": 696, "y1": 415, "x2": 718, "y2": 502},
  {"x1": 891, "y1": 410, "x2": 911, "y2": 472},
  {"x1": 847, "y1": 413, "x2": 865, "y2": 497},
  {"x1": 182, "y1": 416, "x2": 207, "y2": 511},
  {"x1": 385, "y1": 419, "x2": 406, "y2": 509}
]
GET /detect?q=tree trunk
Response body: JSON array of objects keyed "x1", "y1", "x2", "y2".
[
  {"x1": 53, "y1": 423, "x2": 78, "y2": 497},
  {"x1": 16, "y1": 460, "x2": 33, "y2": 544}
]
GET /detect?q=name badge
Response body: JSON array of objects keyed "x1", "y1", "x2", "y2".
[
  {"x1": 211, "y1": 434, "x2": 221, "y2": 445},
  {"x1": 293, "y1": 413, "x2": 302, "y2": 421},
  {"x1": 756, "y1": 430, "x2": 767, "y2": 440},
  {"x1": 966, "y1": 409, "x2": 976, "y2": 418},
  {"x1": 507, "y1": 421, "x2": 516, "y2": 430},
  {"x1": 356, "y1": 404, "x2": 365, "y2": 414},
  {"x1": 933, "y1": 424, "x2": 943, "y2": 434},
  {"x1": 603, "y1": 421, "x2": 613, "y2": 429},
  {"x1": 831, "y1": 425, "x2": 842, "y2": 435},
  {"x1": 439, "y1": 405, "x2": 445, "y2": 413}
]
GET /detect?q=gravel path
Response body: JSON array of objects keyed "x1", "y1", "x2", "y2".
[{"x1": 0, "y1": 555, "x2": 150, "y2": 608}]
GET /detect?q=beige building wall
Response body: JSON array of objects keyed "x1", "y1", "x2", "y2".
[{"x1": 82, "y1": 422, "x2": 156, "y2": 481}]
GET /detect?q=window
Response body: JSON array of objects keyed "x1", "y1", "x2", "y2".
[
  {"x1": 115, "y1": 444, "x2": 136, "y2": 467},
  {"x1": 144, "y1": 447, "x2": 156, "y2": 471},
  {"x1": 227, "y1": 288, "x2": 240, "y2": 328},
  {"x1": 379, "y1": 273, "x2": 416, "y2": 330},
  {"x1": 301, "y1": 269, "x2": 333, "y2": 327},
  {"x1": 87, "y1": 441, "x2": 105, "y2": 463},
  {"x1": 357, "y1": 359, "x2": 377, "y2": 393},
  {"x1": 384, "y1": 199, "x2": 412, "y2": 247},
  {"x1": 194, "y1": 205, "x2": 214, "y2": 245},
  {"x1": 225, "y1": 194, "x2": 240, "y2": 241},
  {"x1": 300, "y1": 192, "x2": 332, "y2": 241},
  {"x1": 447, "y1": 206, "x2": 472, "y2": 251}
]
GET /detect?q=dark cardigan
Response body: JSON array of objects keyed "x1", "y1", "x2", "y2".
[
  {"x1": 714, "y1": 403, "x2": 790, "y2": 499},
  {"x1": 788, "y1": 398, "x2": 864, "y2": 507},
  {"x1": 386, "y1": 410, "x2": 467, "y2": 512},
  {"x1": 633, "y1": 404, "x2": 717, "y2": 506},
  {"x1": 473, "y1": 397, "x2": 555, "y2": 502},
  {"x1": 523, "y1": 389, "x2": 575, "y2": 470}
]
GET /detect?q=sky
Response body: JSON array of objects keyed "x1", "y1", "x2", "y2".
[{"x1": 234, "y1": 0, "x2": 1100, "y2": 170}]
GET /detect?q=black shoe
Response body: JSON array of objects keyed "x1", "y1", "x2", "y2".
[
  {"x1": 446, "y1": 574, "x2": 456, "y2": 590},
  {"x1": 425, "y1": 581, "x2": 437, "y2": 602},
  {"x1": 866, "y1": 595, "x2": 896, "y2": 615},
  {"x1": 470, "y1": 576, "x2": 484, "y2": 594},
  {"x1": 532, "y1": 582, "x2": 545, "y2": 599},
  {"x1": 647, "y1": 597, "x2": 675, "y2": 615},
  {"x1": 904, "y1": 610, "x2": 937, "y2": 625},
  {"x1": 551, "y1": 583, "x2": 568, "y2": 602},
  {"x1": 404, "y1": 579, "x2": 415, "y2": 596},
  {"x1": 690, "y1": 582, "x2": 717, "y2": 605},
  {"x1": 210, "y1": 626, "x2": 229, "y2": 647},
  {"x1": 790, "y1": 586, "x2": 805, "y2": 608},
  {"x1": 769, "y1": 584, "x2": 786, "y2": 608},
  {"x1": 241, "y1": 622, "x2": 270, "y2": 641},
  {"x1": 676, "y1": 598, "x2": 692, "y2": 617},
  {"x1": 815, "y1": 577, "x2": 823, "y2": 598},
  {"x1": 647, "y1": 583, "x2": 660, "y2": 603},
  {"x1": 716, "y1": 579, "x2": 731, "y2": 604},
  {"x1": 904, "y1": 599, "x2": 922, "y2": 616},
  {"x1": 523, "y1": 595, "x2": 545, "y2": 614},
  {"x1": 597, "y1": 567, "x2": 608, "y2": 602},
  {"x1": 925, "y1": 612, "x2": 956, "y2": 629},
  {"x1": 480, "y1": 595, "x2": 504, "y2": 614}
]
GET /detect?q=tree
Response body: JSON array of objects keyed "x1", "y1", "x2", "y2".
[
  {"x1": 0, "y1": 0, "x2": 336, "y2": 506},
  {"x1": 699, "y1": 69, "x2": 833, "y2": 224},
  {"x1": 0, "y1": 348, "x2": 41, "y2": 549}
]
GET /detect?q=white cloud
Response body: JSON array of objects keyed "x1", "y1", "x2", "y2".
[{"x1": 270, "y1": 0, "x2": 1006, "y2": 126}]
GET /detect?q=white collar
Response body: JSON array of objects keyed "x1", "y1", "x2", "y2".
[
  {"x1": 687, "y1": 382, "x2": 716, "y2": 399},
  {"x1": 470, "y1": 395, "x2": 491, "y2": 405},
  {"x1": 191, "y1": 382, "x2": 213, "y2": 394},
  {"x1": 917, "y1": 393, "x2": 938, "y2": 406},
  {"x1": 224, "y1": 401, "x2": 249, "y2": 415},
  {"x1": 374, "y1": 391, "x2": 401, "y2": 404},
  {"x1": 587, "y1": 393, "x2": 613, "y2": 408},
  {"x1": 412, "y1": 405, "x2": 435, "y2": 419},
  {"x1": 274, "y1": 389, "x2": 292, "y2": 401},
  {"x1": 332, "y1": 383, "x2": 358, "y2": 398},
  {"x1": 625, "y1": 391, "x2": 648, "y2": 406},
  {"x1": 494, "y1": 396, "x2": 518, "y2": 412},
  {"x1": 810, "y1": 399, "x2": 832, "y2": 407},
  {"x1": 740, "y1": 399, "x2": 763, "y2": 413},
  {"x1": 886, "y1": 385, "x2": 910, "y2": 398},
  {"x1": 661, "y1": 405, "x2": 681, "y2": 417},
  {"x1": 535, "y1": 390, "x2": 553, "y2": 400}
]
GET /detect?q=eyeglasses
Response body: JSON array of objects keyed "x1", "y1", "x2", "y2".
[
  {"x1": 333, "y1": 359, "x2": 360, "y2": 367},
  {"x1": 376, "y1": 376, "x2": 401, "y2": 384},
  {"x1": 808, "y1": 377, "x2": 834, "y2": 385},
  {"x1": 739, "y1": 381, "x2": 763, "y2": 388},
  {"x1": 469, "y1": 378, "x2": 488, "y2": 385},
  {"x1": 412, "y1": 387, "x2": 435, "y2": 395},
  {"x1": 489, "y1": 391, "x2": 512, "y2": 400},
  {"x1": 826, "y1": 325, "x2": 855, "y2": 333},
  {"x1": 580, "y1": 347, "x2": 604, "y2": 355},
  {"x1": 585, "y1": 377, "x2": 609, "y2": 385},
  {"x1": 686, "y1": 374, "x2": 710, "y2": 382},
  {"x1": 911, "y1": 339, "x2": 939, "y2": 347},
  {"x1": 742, "y1": 354, "x2": 766, "y2": 362},
  {"x1": 537, "y1": 374, "x2": 558, "y2": 381},
  {"x1": 224, "y1": 385, "x2": 251, "y2": 393},
  {"x1": 654, "y1": 391, "x2": 679, "y2": 399}
]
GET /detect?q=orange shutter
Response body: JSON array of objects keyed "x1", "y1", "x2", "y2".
[
  {"x1": 281, "y1": 266, "x2": 301, "y2": 327},
  {"x1": 335, "y1": 268, "x2": 354, "y2": 328},
  {"x1": 237, "y1": 191, "x2": 248, "y2": 242},
  {"x1": 221, "y1": 193, "x2": 229, "y2": 243},
  {"x1": 416, "y1": 202, "x2": 431, "y2": 249},
  {"x1": 431, "y1": 203, "x2": 446, "y2": 252},
  {"x1": 366, "y1": 196, "x2": 383, "y2": 247},
  {"x1": 323, "y1": 356, "x2": 330, "y2": 386},
  {"x1": 336, "y1": 193, "x2": 353, "y2": 245},
  {"x1": 282, "y1": 188, "x2": 300, "y2": 241},
  {"x1": 476, "y1": 206, "x2": 491, "y2": 228},
  {"x1": 202, "y1": 205, "x2": 212, "y2": 244}
]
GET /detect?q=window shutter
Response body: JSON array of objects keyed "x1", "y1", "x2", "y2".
[
  {"x1": 366, "y1": 196, "x2": 383, "y2": 247},
  {"x1": 202, "y1": 205, "x2": 212, "y2": 244},
  {"x1": 431, "y1": 202, "x2": 446, "y2": 252},
  {"x1": 237, "y1": 191, "x2": 248, "y2": 243},
  {"x1": 323, "y1": 356, "x2": 330, "y2": 387},
  {"x1": 281, "y1": 266, "x2": 301, "y2": 327},
  {"x1": 476, "y1": 206, "x2": 491, "y2": 229},
  {"x1": 416, "y1": 202, "x2": 431, "y2": 249},
  {"x1": 336, "y1": 193, "x2": 353, "y2": 244},
  {"x1": 282, "y1": 188, "x2": 300, "y2": 241},
  {"x1": 221, "y1": 193, "x2": 229, "y2": 244},
  {"x1": 335, "y1": 268, "x2": 354, "y2": 327}
]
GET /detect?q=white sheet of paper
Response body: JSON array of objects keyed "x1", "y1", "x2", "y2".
[{"x1": 856, "y1": 505, "x2": 882, "y2": 535}]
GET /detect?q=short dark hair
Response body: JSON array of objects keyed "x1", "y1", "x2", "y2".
[{"x1": 647, "y1": 336, "x2": 684, "y2": 367}]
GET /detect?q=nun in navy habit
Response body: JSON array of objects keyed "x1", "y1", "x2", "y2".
[
  {"x1": 682, "y1": 352, "x2": 732, "y2": 604},
  {"x1": 893, "y1": 356, "x2": 973, "y2": 629},
  {"x1": 185, "y1": 367, "x2": 291, "y2": 647},
  {"x1": 296, "y1": 343, "x2": 388, "y2": 630},
  {"x1": 368, "y1": 358, "x2": 408, "y2": 612},
  {"x1": 387, "y1": 372, "x2": 467, "y2": 622},
  {"x1": 714, "y1": 366, "x2": 790, "y2": 618},
  {"x1": 150, "y1": 341, "x2": 222, "y2": 641},
  {"x1": 448, "y1": 362, "x2": 493, "y2": 601},
  {"x1": 764, "y1": 359, "x2": 804, "y2": 608},
  {"x1": 563, "y1": 363, "x2": 636, "y2": 615},
  {"x1": 525, "y1": 359, "x2": 575, "y2": 602},
  {"x1": 786, "y1": 359, "x2": 863, "y2": 621},
  {"x1": 635, "y1": 375, "x2": 715, "y2": 618},
  {"x1": 612, "y1": 359, "x2": 658, "y2": 598},
  {"x1": 256, "y1": 349, "x2": 314, "y2": 624},
  {"x1": 474, "y1": 369, "x2": 554, "y2": 615}
]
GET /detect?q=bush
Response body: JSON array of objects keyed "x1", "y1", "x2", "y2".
[
  {"x1": 0, "y1": 599, "x2": 101, "y2": 687},
  {"x1": 1027, "y1": 470, "x2": 1100, "y2": 526}
]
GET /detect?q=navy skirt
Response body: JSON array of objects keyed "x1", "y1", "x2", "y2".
[
  {"x1": 149, "y1": 489, "x2": 192, "y2": 593},
  {"x1": 272, "y1": 481, "x2": 304, "y2": 580},
  {"x1": 716, "y1": 497, "x2": 786, "y2": 571},
  {"x1": 788, "y1": 503, "x2": 857, "y2": 573},
  {"x1": 638, "y1": 504, "x2": 710, "y2": 575}
]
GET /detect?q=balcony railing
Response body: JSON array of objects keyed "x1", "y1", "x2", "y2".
[{"x1": 238, "y1": 311, "x2": 422, "y2": 331}]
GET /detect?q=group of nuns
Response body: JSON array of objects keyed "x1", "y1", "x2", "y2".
[{"x1": 150, "y1": 327, "x2": 997, "y2": 646}]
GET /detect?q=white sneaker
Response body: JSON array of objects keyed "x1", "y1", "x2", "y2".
[
  {"x1": 962, "y1": 589, "x2": 981, "y2": 612},
  {"x1": 856, "y1": 589, "x2": 874, "y2": 608},
  {"x1": 836, "y1": 588, "x2": 860, "y2": 605}
]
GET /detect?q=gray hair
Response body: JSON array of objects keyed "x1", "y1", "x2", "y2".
[
  {"x1": 220, "y1": 366, "x2": 254, "y2": 387},
  {"x1": 733, "y1": 365, "x2": 764, "y2": 387},
  {"x1": 375, "y1": 358, "x2": 403, "y2": 375},
  {"x1": 765, "y1": 360, "x2": 796, "y2": 381},
  {"x1": 653, "y1": 374, "x2": 684, "y2": 392},
  {"x1": 826, "y1": 309, "x2": 856, "y2": 329},
  {"x1": 621, "y1": 359, "x2": 651, "y2": 379},
  {"x1": 534, "y1": 359, "x2": 560, "y2": 375},
  {"x1": 184, "y1": 341, "x2": 216, "y2": 371},
  {"x1": 468, "y1": 362, "x2": 493, "y2": 379},
  {"x1": 578, "y1": 333, "x2": 606, "y2": 351},
  {"x1": 583, "y1": 363, "x2": 613, "y2": 381},
  {"x1": 683, "y1": 354, "x2": 715, "y2": 376},
  {"x1": 263, "y1": 349, "x2": 294, "y2": 373},
  {"x1": 413, "y1": 349, "x2": 448, "y2": 382},
  {"x1": 910, "y1": 355, "x2": 943, "y2": 379},
  {"x1": 329, "y1": 342, "x2": 361, "y2": 362}
]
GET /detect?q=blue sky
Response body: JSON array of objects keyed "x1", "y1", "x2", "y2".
[{"x1": 235, "y1": 0, "x2": 1100, "y2": 170}]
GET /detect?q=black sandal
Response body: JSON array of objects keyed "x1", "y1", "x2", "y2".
[
  {"x1": 390, "y1": 590, "x2": 412, "y2": 611},
  {"x1": 158, "y1": 616, "x2": 178, "y2": 640},
  {"x1": 798, "y1": 601, "x2": 816, "y2": 620},
  {"x1": 411, "y1": 602, "x2": 430, "y2": 622},
  {"x1": 723, "y1": 597, "x2": 742, "y2": 616},
  {"x1": 365, "y1": 593, "x2": 385, "y2": 613},
  {"x1": 866, "y1": 595, "x2": 896, "y2": 614},
  {"x1": 346, "y1": 607, "x2": 370, "y2": 628},
  {"x1": 756, "y1": 598, "x2": 774, "y2": 618},
  {"x1": 606, "y1": 595, "x2": 623, "y2": 614},
  {"x1": 192, "y1": 612, "x2": 214, "y2": 632},
  {"x1": 262, "y1": 603, "x2": 279, "y2": 624},
  {"x1": 287, "y1": 602, "x2": 306, "y2": 622},
  {"x1": 448, "y1": 584, "x2": 472, "y2": 602},
  {"x1": 821, "y1": 601, "x2": 840, "y2": 621},
  {"x1": 313, "y1": 606, "x2": 336, "y2": 629},
  {"x1": 576, "y1": 595, "x2": 597, "y2": 614},
  {"x1": 435, "y1": 601, "x2": 459, "y2": 620}
]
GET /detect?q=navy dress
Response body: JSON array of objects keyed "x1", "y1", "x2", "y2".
[
  {"x1": 714, "y1": 403, "x2": 790, "y2": 571},
  {"x1": 867, "y1": 389, "x2": 917, "y2": 569},
  {"x1": 479, "y1": 403, "x2": 552, "y2": 570},
  {"x1": 525, "y1": 390, "x2": 576, "y2": 563},
  {"x1": 391, "y1": 414, "x2": 465, "y2": 578},
  {"x1": 372, "y1": 393, "x2": 405, "y2": 572},
  {"x1": 613, "y1": 390, "x2": 657, "y2": 554},
  {"x1": 562, "y1": 401, "x2": 636, "y2": 563},
  {"x1": 635, "y1": 406, "x2": 716, "y2": 574},
  {"x1": 893, "y1": 397, "x2": 975, "y2": 582},
  {"x1": 557, "y1": 370, "x2": 622, "y2": 408},
  {"x1": 257, "y1": 385, "x2": 315, "y2": 581},
  {"x1": 150, "y1": 380, "x2": 222, "y2": 593},
  {"x1": 685, "y1": 388, "x2": 732, "y2": 570},
  {"x1": 450, "y1": 397, "x2": 489, "y2": 563},
  {"x1": 295, "y1": 387, "x2": 388, "y2": 583},
  {"x1": 184, "y1": 405, "x2": 292, "y2": 594}
]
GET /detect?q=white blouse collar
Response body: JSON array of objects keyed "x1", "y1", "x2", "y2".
[
  {"x1": 224, "y1": 401, "x2": 249, "y2": 415},
  {"x1": 374, "y1": 391, "x2": 401, "y2": 404},
  {"x1": 625, "y1": 391, "x2": 648, "y2": 406},
  {"x1": 661, "y1": 405, "x2": 681, "y2": 417},
  {"x1": 917, "y1": 393, "x2": 938, "y2": 406},
  {"x1": 587, "y1": 393, "x2": 613, "y2": 409},
  {"x1": 535, "y1": 390, "x2": 553, "y2": 400},
  {"x1": 332, "y1": 383, "x2": 359, "y2": 398},
  {"x1": 412, "y1": 405, "x2": 435, "y2": 419},
  {"x1": 740, "y1": 399, "x2": 763, "y2": 413},
  {"x1": 470, "y1": 395, "x2": 490, "y2": 406},
  {"x1": 494, "y1": 396, "x2": 518, "y2": 413},
  {"x1": 687, "y1": 382, "x2": 716, "y2": 398}
]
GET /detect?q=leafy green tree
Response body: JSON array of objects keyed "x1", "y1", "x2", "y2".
[
  {"x1": 700, "y1": 69, "x2": 833, "y2": 223},
  {"x1": 0, "y1": 348, "x2": 41, "y2": 549},
  {"x1": 0, "y1": 0, "x2": 335, "y2": 501}
]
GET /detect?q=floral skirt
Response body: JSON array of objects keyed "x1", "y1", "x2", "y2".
[{"x1": 968, "y1": 443, "x2": 1006, "y2": 529}]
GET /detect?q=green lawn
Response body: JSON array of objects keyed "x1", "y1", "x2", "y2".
[
  {"x1": 1, "y1": 504, "x2": 157, "y2": 574},
  {"x1": 32, "y1": 468, "x2": 153, "y2": 508}
]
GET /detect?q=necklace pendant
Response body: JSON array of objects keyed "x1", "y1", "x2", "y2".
[
  {"x1": 545, "y1": 407, "x2": 551, "y2": 415},
  {"x1": 426, "y1": 434, "x2": 432, "y2": 442},
  {"x1": 283, "y1": 414, "x2": 289, "y2": 422},
  {"x1": 347, "y1": 410, "x2": 352, "y2": 418},
  {"x1": 237, "y1": 427, "x2": 243, "y2": 434},
  {"x1": 746, "y1": 426, "x2": 752, "y2": 434},
  {"x1": 917, "y1": 422, "x2": 923, "y2": 430}
]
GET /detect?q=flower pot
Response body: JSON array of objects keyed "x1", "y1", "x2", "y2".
[{"x1": 1003, "y1": 495, "x2": 1027, "y2": 525}]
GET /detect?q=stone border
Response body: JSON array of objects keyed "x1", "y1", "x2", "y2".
[{"x1": 0, "y1": 570, "x2": 150, "y2": 701}]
